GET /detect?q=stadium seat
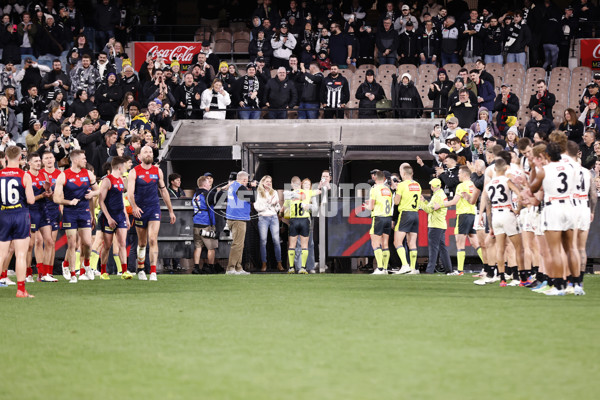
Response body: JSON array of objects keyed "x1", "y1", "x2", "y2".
[
  {"x1": 504, "y1": 62, "x2": 525, "y2": 76},
  {"x1": 378, "y1": 64, "x2": 397, "y2": 77},
  {"x1": 358, "y1": 64, "x2": 376, "y2": 72},
  {"x1": 486, "y1": 62, "x2": 504, "y2": 76},
  {"x1": 339, "y1": 68, "x2": 354, "y2": 80},
  {"x1": 517, "y1": 108, "x2": 530, "y2": 127},
  {"x1": 233, "y1": 31, "x2": 250, "y2": 42},
  {"x1": 418, "y1": 63, "x2": 438, "y2": 81},
  {"x1": 237, "y1": 68, "x2": 246, "y2": 76},
  {"x1": 233, "y1": 41, "x2": 249, "y2": 53},
  {"x1": 464, "y1": 62, "x2": 477, "y2": 72},
  {"x1": 213, "y1": 41, "x2": 232, "y2": 55},
  {"x1": 214, "y1": 29, "x2": 232, "y2": 43},
  {"x1": 442, "y1": 63, "x2": 461, "y2": 80}
]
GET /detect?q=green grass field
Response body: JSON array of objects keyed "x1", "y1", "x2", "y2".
[{"x1": 1, "y1": 274, "x2": 599, "y2": 400}]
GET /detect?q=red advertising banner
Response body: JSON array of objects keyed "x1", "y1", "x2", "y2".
[
  {"x1": 133, "y1": 42, "x2": 201, "y2": 72},
  {"x1": 580, "y1": 39, "x2": 600, "y2": 69}
]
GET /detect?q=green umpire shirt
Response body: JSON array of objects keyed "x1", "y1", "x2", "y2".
[{"x1": 421, "y1": 189, "x2": 448, "y2": 230}]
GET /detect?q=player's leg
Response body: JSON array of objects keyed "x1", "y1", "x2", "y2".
[
  {"x1": 100, "y1": 230, "x2": 114, "y2": 280},
  {"x1": 78, "y1": 227, "x2": 93, "y2": 281},
  {"x1": 393, "y1": 230, "x2": 409, "y2": 271},
  {"x1": 30, "y1": 230, "x2": 44, "y2": 281},
  {"x1": 495, "y1": 233, "x2": 507, "y2": 286},
  {"x1": 48, "y1": 230, "x2": 58, "y2": 277},
  {"x1": 577, "y1": 230, "x2": 589, "y2": 290},
  {"x1": 455, "y1": 233, "x2": 466, "y2": 274},
  {"x1": 25, "y1": 229, "x2": 35, "y2": 280},
  {"x1": 0, "y1": 241, "x2": 11, "y2": 287},
  {"x1": 115, "y1": 228, "x2": 131, "y2": 279},
  {"x1": 112, "y1": 239, "x2": 122, "y2": 274},
  {"x1": 468, "y1": 232, "x2": 484, "y2": 265},
  {"x1": 14, "y1": 237, "x2": 34, "y2": 297},
  {"x1": 135, "y1": 226, "x2": 149, "y2": 276},
  {"x1": 65, "y1": 229, "x2": 79, "y2": 282},
  {"x1": 476, "y1": 230, "x2": 487, "y2": 272},
  {"x1": 298, "y1": 234, "x2": 310, "y2": 273},
  {"x1": 90, "y1": 231, "x2": 104, "y2": 273},
  {"x1": 561, "y1": 229, "x2": 580, "y2": 284},
  {"x1": 543, "y1": 230, "x2": 565, "y2": 294},
  {"x1": 370, "y1": 233, "x2": 384, "y2": 273},
  {"x1": 407, "y1": 232, "x2": 419, "y2": 273},
  {"x1": 521, "y1": 231, "x2": 535, "y2": 273},
  {"x1": 381, "y1": 233, "x2": 390, "y2": 270},
  {"x1": 193, "y1": 227, "x2": 203, "y2": 274},
  {"x1": 39, "y1": 226, "x2": 57, "y2": 282},
  {"x1": 485, "y1": 234, "x2": 497, "y2": 278},
  {"x1": 508, "y1": 233, "x2": 526, "y2": 285},
  {"x1": 287, "y1": 235, "x2": 298, "y2": 273},
  {"x1": 146, "y1": 220, "x2": 161, "y2": 280}
]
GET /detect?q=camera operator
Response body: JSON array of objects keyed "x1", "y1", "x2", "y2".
[{"x1": 192, "y1": 175, "x2": 222, "y2": 275}]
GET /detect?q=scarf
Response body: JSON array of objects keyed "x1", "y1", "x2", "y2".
[
  {"x1": 242, "y1": 76, "x2": 259, "y2": 108},
  {"x1": 209, "y1": 90, "x2": 220, "y2": 110}
]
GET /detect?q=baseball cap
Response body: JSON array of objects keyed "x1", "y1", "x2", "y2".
[
  {"x1": 594, "y1": 72, "x2": 600, "y2": 80},
  {"x1": 402, "y1": 5, "x2": 410, "y2": 11},
  {"x1": 501, "y1": 83, "x2": 511, "y2": 88},
  {"x1": 256, "y1": 56, "x2": 265, "y2": 63},
  {"x1": 369, "y1": 169, "x2": 380, "y2": 175},
  {"x1": 82, "y1": 118, "x2": 93, "y2": 125},
  {"x1": 436, "y1": 147, "x2": 451, "y2": 155},
  {"x1": 429, "y1": 178, "x2": 442, "y2": 188},
  {"x1": 447, "y1": 116, "x2": 459, "y2": 125},
  {"x1": 532, "y1": 104, "x2": 545, "y2": 115},
  {"x1": 204, "y1": 172, "x2": 213, "y2": 177}
]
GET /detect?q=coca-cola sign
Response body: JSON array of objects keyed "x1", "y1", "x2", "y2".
[
  {"x1": 581, "y1": 39, "x2": 600, "y2": 69},
  {"x1": 134, "y1": 42, "x2": 201, "y2": 72}
]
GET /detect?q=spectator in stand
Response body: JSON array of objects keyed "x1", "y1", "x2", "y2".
[
  {"x1": 17, "y1": 12, "x2": 37, "y2": 57},
  {"x1": 379, "y1": 2, "x2": 399, "y2": 29},
  {"x1": 440, "y1": 16, "x2": 459, "y2": 65},
  {"x1": 200, "y1": 79, "x2": 231, "y2": 121},
  {"x1": 316, "y1": 26, "x2": 330, "y2": 53},
  {"x1": 474, "y1": 59, "x2": 495, "y2": 87},
  {"x1": 0, "y1": 95, "x2": 18, "y2": 138},
  {"x1": 493, "y1": 83, "x2": 520, "y2": 135},
  {"x1": 447, "y1": 134, "x2": 472, "y2": 164},
  {"x1": 428, "y1": 68, "x2": 452, "y2": 117},
  {"x1": 448, "y1": 89, "x2": 478, "y2": 128},
  {"x1": 523, "y1": 104, "x2": 555, "y2": 139},
  {"x1": 26, "y1": 120, "x2": 45, "y2": 153},
  {"x1": 580, "y1": 82, "x2": 599, "y2": 113},
  {"x1": 265, "y1": 67, "x2": 297, "y2": 119},
  {"x1": 193, "y1": 52, "x2": 216, "y2": 85},
  {"x1": 422, "y1": 0, "x2": 443, "y2": 19},
  {"x1": 579, "y1": 97, "x2": 600, "y2": 129},
  {"x1": 234, "y1": 63, "x2": 262, "y2": 120},
  {"x1": 215, "y1": 61, "x2": 237, "y2": 94},
  {"x1": 376, "y1": 18, "x2": 399, "y2": 65},
  {"x1": 470, "y1": 69, "x2": 495, "y2": 112},
  {"x1": 503, "y1": 12, "x2": 531, "y2": 67},
  {"x1": 461, "y1": 9, "x2": 483, "y2": 64},
  {"x1": 1, "y1": 21, "x2": 22, "y2": 65},
  {"x1": 70, "y1": 54, "x2": 100, "y2": 97},
  {"x1": 297, "y1": 61, "x2": 323, "y2": 120},
  {"x1": 437, "y1": 152, "x2": 460, "y2": 198},
  {"x1": 417, "y1": 20, "x2": 439, "y2": 65},
  {"x1": 95, "y1": 51, "x2": 117, "y2": 82},
  {"x1": 70, "y1": 89, "x2": 94, "y2": 118},
  {"x1": 575, "y1": 0, "x2": 596, "y2": 38},
  {"x1": 45, "y1": 105, "x2": 64, "y2": 136},
  {"x1": 20, "y1": 84, "x2": 45, "y2": 125},
  {"x1": 394, "y1": 4, "x2": 418, "y2": 33},
  {"x1": 328, "y1": 22, "x2": 352, "y2": 68},
  {"x1": 41, "y1": 59, "x2": 71, "y2": 101},
  {"x1": 527, "y1": 79, "x2": 556, "y2": 119},
  {"x1": 249, "y1": 29, "x2": 273, "y2": 66},
  {"x1": 119, "y1": 60, "x2": 140, "y2": 98},
  {"x1": 36, "y1": 14, "x2": 66, "y2": 63},
  {"x1": 447, "y1": 77, "x2": 477, "y2": 110},
  {"x1": 342, "y1": 0, "x2": 366, "y2": 26},
  {"x1": 16, "y1": 58, "x2": 50, "y2": 97},
  {"x1": 394, "y1": 73, "x2": 422, "y2": 118},
  {"x1": 0, "y1": 62, "x2": 18, "y2": 93},
  {"x1": 355, "y1": 69, "x2": 384, "y2": 119},
  {"x1": 53, "y1": 122, "x2": 80, "y2": 162},
  {"x1": 253, "y1": 0, "x2": 281, "y2": 28},
  {"x1": 580, "y1": 130, "x2": 597, "y2": 170},
  {"x1": 559, "y1": 108, "x2": 584, "y2": 144},
  {"x1": 559, "y1": 6, "x2": 578, "y2": 67},
  {"x1": 541, "y1": 11, "x2": 561, "y2": 71},
  {"x1": 95, "y1": 72, "x2": 122, "y2": 122},
  {"x1": 77, "y1": 118, "x2": 109, "y2": 162},
  {"x1": 93, "y1": 129, "x2": 118, "y2": 174},
  {"x1": 481, "y1": 16, "x2": 504, "y2": 65},
  {"x1": 398, "y1": 21, "x2": 418, "y2": 66},
  {"x1": 321, "y1": 64, "x2": 349, "y2": 119},
  {"x1": 174, "y1": 72, "x2": 204, "y2": 120},
  {"x1": 271, "y1": 22, "x2": 296, "y2": 69},
  {"x1": 355, "y1": 24, "x2": 375, "y2": 67},
  {"x1": 94, "y1": 0, "x2": 119, "y2": 52}
]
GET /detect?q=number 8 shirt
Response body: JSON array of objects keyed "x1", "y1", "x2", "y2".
[
  {"x1": 542, "y1": 160, "x2": 577, "y2": 232},
  {"x1": 395, "y1": 180, "x2": 421, "y2": 233}
]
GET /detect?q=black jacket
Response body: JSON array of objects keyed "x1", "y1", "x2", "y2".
[
  {"x1": 95, "y1": 83, "x2": 123, "y2": 121},
  {"x1": 249, "y1": 38, "x2": 273, "y2": 63},
  {"x1": 76, "y1": 130, "x2": 103, "y2": 162},
  {"x1": 120, "y1": 74, "x2": 141, "y2": 99},
  {"x1": 481, "y1": 25, "x2": 504, "y2": 56},
  {"x1": 375, "y1": 27, "x2": 399, "y2": 57},
  {"x1": 527, "y1": 91, "x2": 556, "y2": 119},
  {"x1": 393, "y1": 80, "x2": 423, "y2": 118},
  {"x1": 70, "y1": 98, "x2": 95, "y2": 118},
  {"x1": 504, "y1": 23, "x2": 531, "y2": 54},
  {"x1": 428, "y1": 79, "x2": 453, "y2": 115},
  {"x1": 417, "y1": 28, "x2": 440, "y2": 59},
  {"x1": 523, "y1": 117, "x2": 555, "y2": 139},
  {"x1": 174, "y1": 82, "x2": 205, "y2": 119},
  {"x1": 460, "y1": 20, "x2": 484, "y2": 56},
  {"x1": 264, "y1": 77, "x2": 298, "y2": 109},
  {"x1": 0, "y1": 29, "x2": 22, "y2": 64},
  {"x1": 493, "y1": 93, "x2": 520, "y2": 127},
  {"x1": 448, "y1": 101, "x2": 478, "y2": 128},
  {"x1": 398, "y1": 30, "x2": 418, "y2": 58},
  {"x1": 296, "y1": 71, "x2": 323, "y2": 104},
  {"x1": 41, "y1": 69, "x2": 71, "y2": 98},
  {"x1": 355, "y1": 80, "x2": 385, "y2": 118}
]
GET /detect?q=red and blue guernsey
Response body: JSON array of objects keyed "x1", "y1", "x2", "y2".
[
  {"x1": 0, "y1": 168, "x2": 30, "y2": 241},
  {"x1": 43, "y1": 169, "x2": 61, "y2": 231},
  {"x1": 27, "y1": 170, "x2": 47, "y2": 233},
  {"x1": 62, "y1": 168, "x2": 92, "y2": 230},
  {"x1": 100, "y1": 175, "x2": 127, "y2": 233},
  {"x1": 133, "y1": 165, "x2": 161, "y2": 227}
]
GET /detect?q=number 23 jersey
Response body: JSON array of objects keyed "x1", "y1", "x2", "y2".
[
  {"x1": 542, "y1": 161, "x2": 576, "y2": 203},
  {"x1": 397, "y1": 180, "x2": 421, "y2": 212}
]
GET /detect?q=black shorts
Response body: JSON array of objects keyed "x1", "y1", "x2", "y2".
[
  {"x1": 370, "y1": 216, "x2": 392, "y2": 236},
  {"x1": 456, "y1": 213, "x2": 476, "y2": 235},
  {"x1": 395, "y1": 211, "x2": 419, "y2": 233},
  {"x1": 289, "y1": 218, "x2": 310, "y2": 237}
]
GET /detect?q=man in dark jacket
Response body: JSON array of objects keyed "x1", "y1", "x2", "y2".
[
  {"x1": 93, "y1": 129, "x2": 117, "y2": 174},
  {"x1": 265, "y1": 67, "x2": 298, "y2": 119},
  {"x1": 523, "y1": 104, "x2": 555, "y2": 140},
  {"x1": 320, "y1": 64, "x2": 350, "y2": 119},
  {"x1": 559, "y1": 6, "x2": 578, "y2": 67},
  {"x1": 440, "y1": 16, "x2": 459, "y2": 65},
  {"x1": 21, "y1": 85, "x2": 46, "y2": 124},
  {"x1": 417, "y1": 20, "x2": 439, "y2": 65},
  {"x1": 94, "y1": 0, "x2": 119, "y2": 51},
  {"x1": 296, "y1": 61, "x2": 323, "y2": 119},
  {"x1": 41, "y1": 59, "x2": 71, "y2": 101},
  {"x1": 428, "y1": 68, "x2": 452, "y2": 116},
  {"x1": 448, "y1": 89, "x2": 478, "y2": 128},
  {"x1": 481, "y1": 17, "x2": 504, "y2": 65},
  {"x1": 355, "y1": 69, "x2": 385, "y2": 119},
  {"x1": 470, "y1": 69, "x2": 495, "y2": 112},
  {"x1": 174, "y1": 72, "x2": 205, "y2": 119},
  {"x1": 375, "y1": 18, "x2": 399, "y2": 65},
  {"x1": 36, "y1": 15, "x2": 66, "y2": 58},
  {"x1": 77, "y1": 119, "x2": 108, "y2": 162},
  {"x1": 527, "y1": 79, "x2": 556, "y2": 119},
  {"x1": 394, "y1": 73, "x2": 422, "y2": 118},
  {"x1": 461, "y1": 9, "x2": 484, "y2": 64},
  {"x1": 233, "y1": 63, "x2": 262, "y2": 120},
  {"x1": 95, "y1": 72, "x2": 122, "y2": 121},
  {"x1": 398, "y1": 21, "x2": 418, "y2": 66},
  {"x1": 493, "y1": 84, "x2": 520, "y2": 134},
  {"x1": 504, "y1": 12, "x2": 531, "y2": 66},
  {"x1": 0, "y1": 23, "x2": 22, "y2": 64}
]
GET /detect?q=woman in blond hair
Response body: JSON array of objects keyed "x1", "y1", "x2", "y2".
[{"x1": 254, "y1": 175, "x2": 283, "y2": 272}]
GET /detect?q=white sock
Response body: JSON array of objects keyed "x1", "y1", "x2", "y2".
[{"x1": 137, "y1": 246, "x2": 147, "y2": 266}]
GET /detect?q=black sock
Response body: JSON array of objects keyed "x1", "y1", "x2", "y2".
[
  {"x1": 194, "y1": 264, "x2": 200, "y2": 269},
  {"x1": 532, "y1": 266, "x2": 539, "y2": 275},
  {"x1": 536, "y1": 271, "x2": 544, "y2": 282},
  {"x1": 500, "y1": 272, "x2": 506, "y2": 282},
  {"x1": 556, "y1": 278, "x2": 565, "y2": 290},
  {"x1": 519, "y1": 270, "x2": 528, "y2": 282},
  {"x1": 548, "y1": 278, "x2": 554, "y2": 287}
]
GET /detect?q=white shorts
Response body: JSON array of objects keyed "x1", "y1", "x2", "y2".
[
  {"x1": 492, "y1": 210, "x2": 520, "y2": 237},
  {"x1": 541, "y1": 203, "x2": 576, "y2": 232},
  {"x1": 576, "y1": 202, "x2": 591, "y2": 231},
  {"x1": 474, "y1": 210, "x2": 486, "y2": 231},
  {"x1": 532, "y1": 210, "x2": 544, "y2": 236}
]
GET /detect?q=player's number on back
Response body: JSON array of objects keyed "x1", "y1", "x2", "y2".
[
  {"x1": 385, "y1": 199, "x2": 391, "y2": 214},
  {"x1": 294, "y1": 203, "x2": 304, "y2": 217},
  {"x1": 576, "y1": 171, "x2": 585, "y2": 192},
  {"x1": 0, "y1": 179, "x2": 20, "y2": 205},
  {"x1": 412, "y1": 194, "x2": 418, "y2": 210},
  {"x1": 488, "y1": 184, "x2": 507, "y2": 205},
  {"x1": 557, "y1": 172, "x2": 568, "y2": 194}
]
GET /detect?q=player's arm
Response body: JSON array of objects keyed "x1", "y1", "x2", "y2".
[
  {"x1": 420, "y1": 194, "x2": 434, "y2": 214},
  {"x1": 393, "y1": 188, "x2": 402, "y2": 205},
  {"x1": 85, "y1": 170, "x2": 101, "y2": 199},
  {"x1": 22, "y1": 173, "x2": 35, "y2": 205},
  {"x1": 589, "y1": 176, "x2": 597, "y2": 221},
  {"x1": 98, "y1": 178, "x2": 115, "y2": 227},
  {"x1": 485, "y1": 192, "x2": 493, "y2": 235},
  {"x1": 478, "y1": 188, "x2": 489, "y2": 222},
  {"x1": 52, "y1": 172, "x2": 78, "y2": 206},
  {"x1": 364, "y1": 189, "x2": 376, "y2": 211},
  {"x1": 443, "y1": 192, "x2": 460, "y2": 207},
  {"x1": 467, "y1": 186, "x2": 481, "y2": 205},
  {"x1": 127, "y1": 167, "x2": 142, "y2": 218},
  {"x1": 528, "y1": 167, "x2": 545, "y2": 193},
  {"x1": 508, "y1": 180, "x2": 523, "y2": 214},
  {"x1": 158, "y1": 168, "x2": 176, "y2": 224}
]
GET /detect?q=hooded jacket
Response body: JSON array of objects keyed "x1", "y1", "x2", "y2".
[{"x1": 392, "y1": 73, "x2": 423, "y2": 118}]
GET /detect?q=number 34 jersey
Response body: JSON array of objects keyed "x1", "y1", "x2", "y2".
[
  {"x1": 397, "y1": 180, "x2": 422, "y2": 212},
  {"x1": 543, "y1": 161, "x2": 577, "y2": 203}
]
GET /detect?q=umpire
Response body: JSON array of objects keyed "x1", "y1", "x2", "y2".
[{"x1": 420, "y1": 178, "x2": 452, "y2": 274}]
